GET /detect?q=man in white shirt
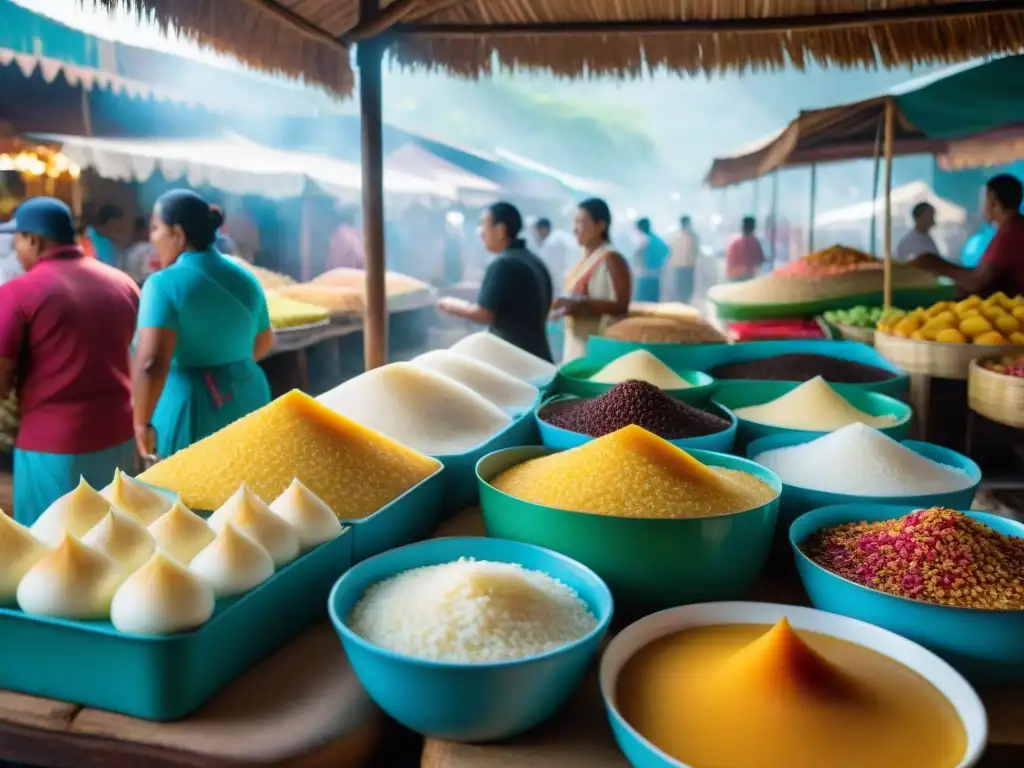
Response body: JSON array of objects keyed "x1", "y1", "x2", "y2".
[
  {"x1": 666, "y1": 215, "x2": 699, "y2": 303},
  {"x1": 895, "y1": 202, "x2": 941, "y2": 262},
  {"x1": 0, "y1": 233, "x2": 23, "y2": 284},
  {"x1": 531, "y1": 217, "x2": 573, "y2": 290}
]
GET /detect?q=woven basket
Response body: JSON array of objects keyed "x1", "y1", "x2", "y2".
[
  {"x1": 874, "y1": 332, "x2": 1024, "y2": 380},
  {"x1": 825, "y1": 320, "x2": 876, "y2": 346},
  {"x1": 968, "y1": 358, "x2": 1024, "y2": 428}
]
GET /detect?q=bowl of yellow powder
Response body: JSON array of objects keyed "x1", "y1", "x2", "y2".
[
  {"x1": 601, "y1": 601, "x2": 986, "y2": 768},
  {"x1": 713, "y1": 377, "x2": 912, "y2": 449},
  {"x1": 475, "y1": 426, "x2": 781, "y2": 612},
  {"x1": 556, "y1": 350, "x2": 716, "y2": 405}
]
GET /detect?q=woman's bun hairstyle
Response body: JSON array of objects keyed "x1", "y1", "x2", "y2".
[{"x1": 208, "y1": 205, "x2": 225, "y2": 231}]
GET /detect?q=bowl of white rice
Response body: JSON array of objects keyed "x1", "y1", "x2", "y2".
[{"x1": 328, "y1": 536, "x2": 614, "y2": 742}]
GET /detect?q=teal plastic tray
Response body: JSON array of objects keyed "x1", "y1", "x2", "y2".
[
  {"x1": 0, "y1": 467, "x2": 445, "y2": 721},
  {"x1": 0, "y1": 528, "x2": 353, "y2": 721},
  {"x1": 555, "y1": 357, "x2": 717, "y2": 405},
  {"x1": 433, "y1": 413, "x2": 540, "y2": 514},
  {"x1": 584, "y1": 340, "x2": 908, "y2": 397},
  {"x1": 711, "y1": 380, "x2": 913, "y2": 451},
  {"x1": 346, "y1": 466, "x2": 445, "y2": 563},
  {"x1": 710, "y1": 280, "x2": 956, "y2": 321}
]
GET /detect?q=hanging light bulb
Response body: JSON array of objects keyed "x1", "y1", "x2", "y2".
[{"x1": 0, "y1": 154, "x2": 12, "y2": 171}]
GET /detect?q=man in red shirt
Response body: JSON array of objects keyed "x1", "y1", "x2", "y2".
[
  {"x1": 0, "y1": 197, "x2": 140, "y2": 525},
  {"x1": 912, "y1": 174, "x2": 1024, "y2": 297},
  {"x1": 725, "y1": 216, "x2": 766, "y2": 282}
]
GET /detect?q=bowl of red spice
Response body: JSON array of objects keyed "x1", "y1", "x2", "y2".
[
  {"x1": 791, "y1": 503, "x2": 1024, "y2": 682},
  {"x1": 535, "y1": 381, "x2": 737, "y2": 454}
]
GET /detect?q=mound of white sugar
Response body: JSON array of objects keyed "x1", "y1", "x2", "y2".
[
  {"x1": 347, "y1": 558, "x2": 598, "y2": 663},
  {"x1": 412, "y1": 350, "x2": 539, "y2": 415},
  {"x1": 450, "y1": 332, "x2": 556, "y2": 384},
  {"x1": 317, "y1": 363, "x2": 511, "y2": 455},
  {"x1": 754, "y1": 423, "x2": 975, "y2": 496}
]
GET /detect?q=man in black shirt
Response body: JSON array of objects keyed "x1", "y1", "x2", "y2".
[{"x1": 437, "y1": 202, "x2": 553, "y2": 361}]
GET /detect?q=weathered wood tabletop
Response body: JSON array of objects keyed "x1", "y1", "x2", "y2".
[
  {"x1": 0, "y1": 623, "x2": 381, "y2": 767},
  {"x1": 423, "y1": 508, "x2": 1024, "y2": 768}
]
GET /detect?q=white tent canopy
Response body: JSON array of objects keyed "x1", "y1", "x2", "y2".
[
  {"x1": 37, "y1": 133, "x2": 453, "y2": 202},
  {"x1": 814, "y1": 181, "x2": 966, "y2": 228}
]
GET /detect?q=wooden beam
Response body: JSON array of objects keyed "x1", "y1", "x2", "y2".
[
  {"x1": 358, "y1": 36, "x2": 388, "y2": 371},
  {"x1": 883, "y1": 98, "x2": 896, "y2": 310},
  {"x1": 393, "y1": 0, "x2": 1024, "y2": 38},
  {"x1": 344, "y1": 0, "x2": 462, "y2": 40}
]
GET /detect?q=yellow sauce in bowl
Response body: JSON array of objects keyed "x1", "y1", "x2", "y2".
[{"x1": 616, "y1": 619, "x2": 967, "y2": 768}]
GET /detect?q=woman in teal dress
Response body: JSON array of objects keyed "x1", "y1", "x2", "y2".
[{"x1": 132, "y1": 190, "x2": 273, "y2": 463}]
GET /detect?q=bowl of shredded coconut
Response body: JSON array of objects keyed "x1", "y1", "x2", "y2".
[{"x1": 328, "y1": 536, "x2": 613, "y2": 742}]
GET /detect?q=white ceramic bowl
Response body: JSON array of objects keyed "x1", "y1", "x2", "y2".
[{"x1": 599, "y1": 602, "x2": 987, "y2": 768}]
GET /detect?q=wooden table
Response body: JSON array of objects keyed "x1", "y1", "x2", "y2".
[
  {"x1": 423, "y1": 509, "x2": 1024, "y2": 768},
  {"x1": 0, "y1": 623, "x2": 381, "y2": 767}
]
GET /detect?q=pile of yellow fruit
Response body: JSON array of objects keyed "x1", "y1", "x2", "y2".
[{"x1": 876, "y1": 293, "x2": 1024, "y2": 345}]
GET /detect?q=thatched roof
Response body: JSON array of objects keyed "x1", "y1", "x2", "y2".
[{"x1": 93, "y1": 1, "x2": 1024, "y2": 97}]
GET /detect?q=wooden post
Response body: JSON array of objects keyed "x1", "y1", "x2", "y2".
[
  {"x1": 883, "y1": 97, "x2": 896, "y2": 310},
  {"x1": 807, "y1": 163, "x2": 817, "y2": 253},
  {"x1": 358, "y1": 37, "x2": 387, "y2": 370},
  {"x1": 299, "y1": 187, "x2": 313, "y2": 282},
  {"x1": 769, "y1": 169, "x2": 779, "y2": 267},
  {"x1": 869, "y1": 115, "x2": 883, "y2": 257}
]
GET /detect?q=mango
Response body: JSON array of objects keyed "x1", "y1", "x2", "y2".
[
  {"x1": 1011, "y1": 332, "x2": 1024, "y2": 345},
  {"x1": 996, "y1": 315, "x2": 1021, "y2": 335},
  {"x1": 1012, "y1": 306, "x2": 1024, "y2": 322},
  {"x1": 975, "y1": 331, "x2": 1010, "y2": 346},
  {"x1": 920, "y1": 316, "x2": 957, "y2": 340},
  {"x1": 959, "y1": 308, "x2": 981, "y2": 319},
  {"x1": 936, "y1": 328, "x2": 968, "y2": 344},
  {"x1": 893, "y1": 316, "x2": 922, "y2": 337},
  {"x1": 955, "y1": 296, "x2": 982, "y2": 313},
  {"x1": 910, "y1": 330, "x2": 925, "y2": 341},
  {"x1": 959, "y1": 316, "x2": 993, "y2": 339}
]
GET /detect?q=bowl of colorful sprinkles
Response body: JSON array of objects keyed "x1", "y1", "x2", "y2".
[
  {"x1": 535, "y1": 380, "x2": 737, "y2": 453},
  {"x1": 476, "y1": 426, "x2": 781, "y2": 612},
  {"x1": 791, "y1": 503, "x2": 1024, "y2": 682},
  {"x1": 555, "y1": 350, "x2": 716, "y2": 404},
  {"x1": 748, "y1": 424, "x2": 981, "y2": 527},
  {"x1": 601, "y1": 601, "x2": 986, "y2": 768},
  {"x1": 329, "y1": 536, "x2": 612, "y2": 742}
]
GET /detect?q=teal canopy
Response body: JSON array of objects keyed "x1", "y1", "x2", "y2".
[{"x1": 706, "y1": 55, "x2": 1024, "y2": 187}]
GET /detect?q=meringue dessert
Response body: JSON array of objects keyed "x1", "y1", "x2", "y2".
[
  {"x1": 111, "y1": 551, "x2": 214, "y2": 635},
  {"x1": 17, "y1": 534, "x2": 121, "y2": 619},
  {"x1": 31, "y1": 477, "x2": 112, "y2": 547},
  {"x1": 101, "y1": 469, "x2": 173, "y2": 525},
  {"x1": 0, "y1": 512, "x2": 48, "y2": 605},
  {"x1": 269, "y1": 479, "x2": 342, "y2": 550},
  {"x1": 148, "y1": 501, "x2": 215, "y2": 564},
  {"x1": 82, "y1": 509, "x2": 156, "y2": 574},
  {"x1": 190, "y1": 523, "x2": 275, "y2": 598},
  {"x1": 208, "y1": 485, "x2": 300, "y2": 567}
]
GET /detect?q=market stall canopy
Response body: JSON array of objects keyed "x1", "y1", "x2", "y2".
[
  {"x1": 492, "y1": 147, "x2": 616, "y2": 198},
  {"x1": 90, "y1": 1, "x2": 1024, "y2": 99},
  {"x1": 705, "y1": 54, "x2": 1024, "y2": 187},
  {"x1": 386, "y1": 143, "x2": 499, "y2": 194},
  {"x1": 814, "y1": 181, "x2": 966, "y2": 228},
  {"x1": 35, "y1": 133, "x2": 453, "y2": 201}
]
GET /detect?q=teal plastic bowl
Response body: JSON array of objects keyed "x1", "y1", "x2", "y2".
[
  {"x1": 534, "y1": 395, "x2": 737, "y2": 454},
  {"x1": 600, "y1": 600, "x2": 988, "y2": 767},
  {"x1": 748, "y1": 433, "x2": 981, "y2": 529},
  {"x1": 580, "y1": 340, "x2": 909, "y2": 397},
  {"x1": 712, "y1": 379, "x2": 912, "y2": 449},
  {"x1": 328, "y1": 536, "x2": 613, "y2": 742},
  {"x1": 792, "y1": 504, "x2": 1024, "y2": 683},
  {"x1": 476, "y1": 447, "x2": 781, "y2": 611},
  {"x1": 433, "y1": 412, "x2": 540, "y2": 515},
  {"x1": 555, "y1": 354, "x2": 717, "y2": 405}
]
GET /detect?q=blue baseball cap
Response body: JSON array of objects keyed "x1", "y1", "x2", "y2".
[{"x1": 0, "y1": 197, "x2": 76, "y2": 244}]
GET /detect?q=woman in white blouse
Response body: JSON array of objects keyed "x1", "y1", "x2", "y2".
[{"x1": 554, "y1": 198, "x2": 632, "y2": 362}]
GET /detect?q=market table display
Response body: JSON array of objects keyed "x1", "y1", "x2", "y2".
[{"x1": 422, "y1": 508, "x2": 1024, "y2": 768}]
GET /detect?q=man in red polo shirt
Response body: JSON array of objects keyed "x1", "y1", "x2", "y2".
[
  {"x1": 912, "y1": 174, "x2": 1024, "y2": 297},
  {"x1": 0, "y1": 197, "x2": 140, "y2": 525}
]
